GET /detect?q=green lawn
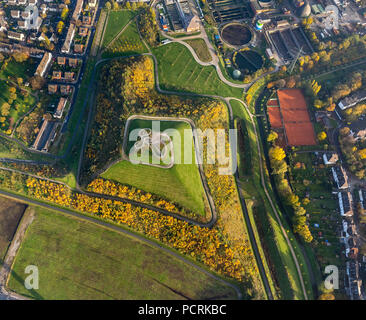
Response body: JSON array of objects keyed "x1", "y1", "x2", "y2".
[
  {"x1": 102, "y1": 10, "x2": 137, "y2": 48},
  {"x1": 102, "y1": 20, "x2": 147, "y2": 58},
  {"x1": 184, "y1": 39, "x2": 211, "y2": 63},
  {"x1": 0, "y1": 58, "x2": 37, "y2": 80},
  {"x1": 0, "y1": 58, "x2": 37, "y2": 133},
  {"x1": 102, "y1": 119, "x2": 207, "y2": 216},
  {"x1": 152, "y1": 42, "x2": 244, "y2": 98},
  {"x1": 8, "y1": 207, "x2": 237, "y2": 300}
]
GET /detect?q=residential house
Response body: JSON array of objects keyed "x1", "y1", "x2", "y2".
[
  {"x1": 82, "y1": 15, "x2": 92, "y2": 25},
  {"x1": 331, "y1": 166, "x2": 349, "y2": 189},
  {"x1": 60, "y1": 85, "x2": 72, "y2": 95},
  {"x1": 57, "y1": 56, "x2": 66, "y2": 65},
  {"x1": 17, "y1": 20, "x2": 29, "y2": 29},
  {"x1": 29, "y1": 0, "x2": 37, "y2": 4},
  {"x1": 79, "y1": 27, "x2": 88, "y2": 37},
  {"x1": 52, "y1": 71, "x2": 62, "y2": 80},
  {"x1": 10, "y1": 10, "x2": 20, "y2": 19},
  {"x1": 338, "y1": 90, "x2": 366, "y2": 110},
  {"x1": 61, "y1": 23, "x2": 75, "y2": 53},
  {"x1": 346, "y1": 261, "x2": 363, "y2": 300},
  {"x1": 0, "y1": 16, "x2": 8, "y2": 33},
  {"x1": 323, "y1": 152, "x2": 339, "y2": 165},
  {"x1": 338, "y1": 191, "x2": 353, "y2": 217},
  {"x1": 8, "y1": 0, "x2": 17, "y2": 5},
  {"x1": 48, "y1": 84, "x2": 58, "y2": 94},
  {"x1": 68, "y1": 58, "x2": 78, "y2": 68},
  {"x1": 7, "y1": 31, "x2": 25, "y2": 41},
  {"x1": 72, "y1": 0, "x2": 84, "y2": 21},
  {"x1": 88, "y1": 0, "x2": 97, "y2": 7},
  {"x1": 34, "y1": 52, "x2": 52, "y2": 77},
  {"x1": 54, "y1": 97, "x2": 67, "y2": 118},
  {"x1": 74, "y1": 43, "x2": 84, "y2": 53},
  {"x1": 21, "y1": 11, "x2": 30, "y2": 19},
  {"x1": 350, "y1": 128, "x2": 366, "y2": 141},
  {"x1": 32, "y1": 119, "x2": 57, "y2": 152},
  {"x1": 64, "y1": 71, "x2": 75, "y2": 81},
  {"x1": 18, "y1": 0, "x2": 27, "y2": 5}
]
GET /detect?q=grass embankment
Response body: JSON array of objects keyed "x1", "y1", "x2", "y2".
[
  {"x1": 50, "y1": 58, "x2": 97, "y2": 189},
  {"x1": 231, "y1": 99, "x2": 313, "y2": 300},
  {"x1": 184, "y1": 39, "x2": 211, "y2": 63},
  {"x1": 102, "y1": 20, "x2": 148, "y2": 58},
  {"x1": 103, "y1": 119, "x2": 207, "y2": 216},
  {"x1": 8, "y1": 206, "x2": 238, "y2": 300},
  {"x1": 152, "y1": 42, "x2": 243, "y2": 99},
  {"x1": 101, "y1": 10, "x2": 138, "y2": 49}
]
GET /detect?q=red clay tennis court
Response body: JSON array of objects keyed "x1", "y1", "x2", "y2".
[
  {"x1": 277, "y1": 89, "x2": 307, "y2": 111},
  {"x1": 267, "y1": 89, "x2": 316, "y2": 146},
  {"x1": 267, "y1": 107, "x2": 282, "y2": 129},
  {"x1": 284, "y1": 123, "x2": 316, "y2": 146},
  {"x1": 267, "y1": 99, "x2": 279, "y2": 106}
]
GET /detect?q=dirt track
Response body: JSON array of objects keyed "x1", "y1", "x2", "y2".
[{"x1": 0, "y1": 207, "x2": 35, "y2": 300}]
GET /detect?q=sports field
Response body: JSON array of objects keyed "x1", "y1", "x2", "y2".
[
  {"x1": 7, "y1": 207, "x2": 237, "y2": 299},
  {"x1": 268, "y1": 89, "x2": 316, "y2": 146},
  {"x1": 102, "y1": 119, "x2": 207, "y2": 216}
]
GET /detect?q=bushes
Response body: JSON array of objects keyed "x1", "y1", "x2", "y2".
[
  {"x1": 0, "y1": 173, "x2": 246, "y2": 281},
  {"x1": 137, "y1": 7, "x2": 159, "y2": 47},
  {"x1": 87, "y1": 178, "x2": 199, "y2": 219},
  {"x1": 268, "y1": 143, "x2": 313, "y2": 243}
]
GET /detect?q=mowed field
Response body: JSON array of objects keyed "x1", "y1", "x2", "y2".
[
  {"x1": 102, "y1": 119, "x2": 207, "y2": 216},
  {"x1": 102, "y1": 20, "x2": 147, "y2": 58},
  {"x1": 0, "y1": 196, "x2": 26, "y2": 260},
  {"x1": 153, "y1": 42, "x2": 244, "y2": 98},
  {"x1": 184, "y1": 39, "x2": 212, "y2": 63},
  {"x1": 102, "y1": 10, "x2": 137, "y2": 48},
  {"x1": 8, "y1": 207, "x2": 238, "y2": 300}
]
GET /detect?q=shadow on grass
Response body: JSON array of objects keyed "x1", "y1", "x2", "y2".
[{"x1": 0, "y1": 258, "x2": 43, "y2": 300}]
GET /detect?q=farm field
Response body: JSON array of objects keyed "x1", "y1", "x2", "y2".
[
  {"x1": 184, "y1": 39, "x2": 211, "y2": 63},
  {"x1": 152, "y1": 42, "x2": 243, "y2": 98},
  {"x1": 103, "y1": 119, "x2": 207, "y2": 216},
  {"x1": 7, "y1": 207, "x2": 238, "y2": 299},
  {"x1": 102, "y1": 20, "x2": 147, "y2": 58},
  {"x1": 101, "y1": 10, "x2": 138, "y2": 48},
  {"x1": 0, "y1": 196, "x2": 26, "y2": 260}
]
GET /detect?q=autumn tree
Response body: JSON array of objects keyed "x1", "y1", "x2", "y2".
[{"x1": 317, "y1": 131, "x2": 327, "y2": 141}]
